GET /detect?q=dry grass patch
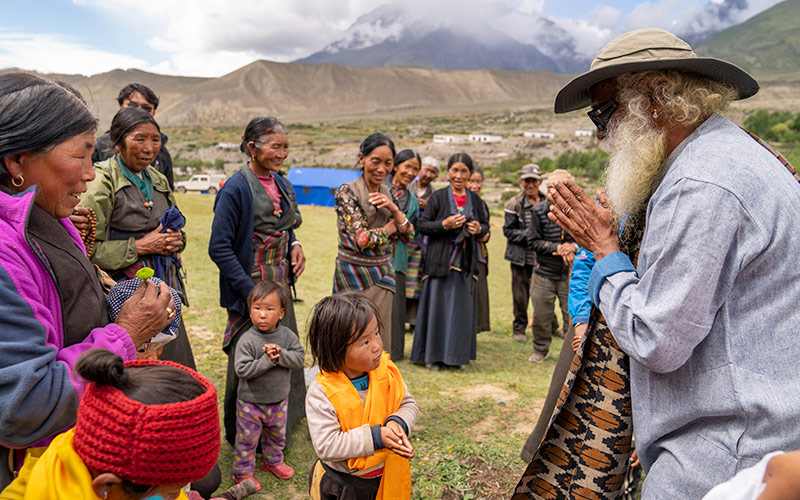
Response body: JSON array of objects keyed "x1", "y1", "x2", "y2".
[{"x1": 456, "y1": 383, "x2": 519, "y2": 404}]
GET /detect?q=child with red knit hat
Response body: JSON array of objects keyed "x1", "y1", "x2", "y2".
[
  {"x1": 232, "y1": 281, "x2": 304, "y2": 486},
  {"x1": 0, "y1": 348, "x2": 221, "y2": 500}
]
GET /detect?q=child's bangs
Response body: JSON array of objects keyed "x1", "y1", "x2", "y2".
[{"x1": 346, "y1": 299, "x2": 382, "y2": 345}]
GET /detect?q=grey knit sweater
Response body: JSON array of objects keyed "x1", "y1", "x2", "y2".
[{"x1": 234, "y1": 324, "x2": 304, "y2": 404}]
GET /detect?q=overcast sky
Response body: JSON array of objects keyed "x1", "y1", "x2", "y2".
[{"x1": 0, "y1": 0, "x2": 783, "y2": 77}]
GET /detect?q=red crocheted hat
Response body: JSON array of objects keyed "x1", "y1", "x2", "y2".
[{"x1": 73, "y1": 359, "x2": 220, "y2": 486}]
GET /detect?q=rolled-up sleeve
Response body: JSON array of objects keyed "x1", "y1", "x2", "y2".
[{"x1": 593, "y1": 178, "x2": 763, "y2": 374}]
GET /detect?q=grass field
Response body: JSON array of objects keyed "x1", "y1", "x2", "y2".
[{"x1": 177, "y1": 193, "x2": 563, "y2": 499}]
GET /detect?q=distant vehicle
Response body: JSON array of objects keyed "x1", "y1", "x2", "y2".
[{"x1": 174, "y1": 174, "x2": 226, "y2": 194}]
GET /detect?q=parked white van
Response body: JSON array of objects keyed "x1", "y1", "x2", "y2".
[{"x1": 174, "y1": 174, "x2": 226, "y2": 194}]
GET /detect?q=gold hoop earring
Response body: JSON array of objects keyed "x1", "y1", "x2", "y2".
[
  {"x1": 11, "y1": 175, "x2": 24, "y2": 188},
  {"x1": 251, "y1": 155, "x2": 255, "y2": 162},
  {"x1": 103, "y1": 491, "x2": 108, "y2": 500}
]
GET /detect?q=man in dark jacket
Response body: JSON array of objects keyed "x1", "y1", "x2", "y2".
[
  {"x1": 92, "y1": 83, "x2": 174, "y2": 190},
  {"x1": 527, "y1": 169, "x2": 577, "y2": 362},
  {"x1": 503, "y1": 163, "x2": 547, "y2": 343}
]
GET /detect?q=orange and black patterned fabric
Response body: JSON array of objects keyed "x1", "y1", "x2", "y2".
[
  {"x1": 513, "y1": 129, "x2": 794, "y2": 499},
  {"x1": 512, "y1": 209, "x2": 645, "y2": 500}
]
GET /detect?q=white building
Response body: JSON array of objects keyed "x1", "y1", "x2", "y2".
[
  {"x1": 433, "y1": 134, "x2": 466, "y2": 144},
  {"x1": 469, "y1": 134, "x2": 503, "y2": 143},
  {"x1": 575, "y1": 130, "x2": 594, "y2": 137},
  {"x1": 524, "y1": 131, "x2": 555, "y2": 139}
]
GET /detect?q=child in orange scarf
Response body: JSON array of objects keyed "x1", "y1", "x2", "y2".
[{"x1": 306, "y1": 292, "x2": 418, "y2": 500}]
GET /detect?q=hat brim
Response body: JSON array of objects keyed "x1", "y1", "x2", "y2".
[
  {"x1": 554, "y1": 57, "x2": 759, "y2": 114},
  {"x1": 520, "y1": 174, "x2": 541, "y2": 180}
]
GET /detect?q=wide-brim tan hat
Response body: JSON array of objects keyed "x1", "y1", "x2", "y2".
[{"x1": 554, "y1": 28, "x2": 759, "y2": 114}]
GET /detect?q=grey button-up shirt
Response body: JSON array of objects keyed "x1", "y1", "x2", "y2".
[{"x1": 588, "y1": 114, "x2": 800, "y2": 499}]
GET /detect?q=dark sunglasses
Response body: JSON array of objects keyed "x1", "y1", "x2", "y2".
[{"x1": 587, "y1": 97, "x2": 619, "y2": 134}]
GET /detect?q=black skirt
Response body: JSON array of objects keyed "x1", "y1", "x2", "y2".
[{"x1": 410, "y1": 269, "x2": 477, "y2": 366}]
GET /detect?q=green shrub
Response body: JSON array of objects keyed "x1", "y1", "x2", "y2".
[
  {"x1": 491, "y1": 149, "x2": 609, "y2": 184},
  {"x1": 787, "y1": 149, "x2": 800, "y2": 168},
  {"x1": 549, "y1": 149, "x2": 609, "y2": 181},
  {"x1": 499, "y1": 174, "x2": 518, "y2": 185},
  {"x1": 174, "y1": 157, "x2": 211, "y2": 170},
  {"x1": 500, "y1": 190, "x2": 518, "y2": 202},
  {"x1": 743, "y1": 109, "x2": 799, "y2": 141},
  {"x1": 492, "y1": 154, "x2": 531, "y2": 181}
]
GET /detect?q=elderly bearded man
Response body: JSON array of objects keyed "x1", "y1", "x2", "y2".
[{"x1": 540, "y1": 28, "x2": 800, "y2": 498}]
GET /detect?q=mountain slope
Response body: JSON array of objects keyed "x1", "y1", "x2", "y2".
[
  {"x1": 697, "y1": 0, "x2": 800, "y2": 75},
  {"x1": 48, "y1": 61, "x2": 571, "y2": 127},
  {"x1": 157, "y1": 61, "x2": 571, "y2": 125}
]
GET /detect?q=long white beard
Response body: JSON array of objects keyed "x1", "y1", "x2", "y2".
[{"x1": 603, "y1": 113, "x2": 668, "y2": 224}]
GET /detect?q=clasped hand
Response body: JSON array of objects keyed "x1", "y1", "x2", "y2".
[
  {"x1": 263, "y1": 343, "x2": 281, "y2": 362},
  {"x1": 547, "y1": 181, "x2": 619, "y2": 260},
  {"x1": 555, "y1": 242, "x2": 576, "y2": 266},
  {"x1": 443, "y1": 214, "x2": 480, "y2": 235},
  {"x1": 135, "y1": 224, "x2": 183, "y2": 256},
  {"x1": 381, "y1": 421, "x2": 414, "y2": 459}
]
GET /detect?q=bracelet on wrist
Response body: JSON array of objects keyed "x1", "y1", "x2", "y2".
[{"x1": 398, "y1": 217, "x2": 410, "y2": 228}]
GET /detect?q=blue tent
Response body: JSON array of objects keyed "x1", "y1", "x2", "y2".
[{"x1": 287, "y1": 167, "x2": 361, "y2": 206}]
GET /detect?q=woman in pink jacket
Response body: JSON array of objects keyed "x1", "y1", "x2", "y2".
[{"x1": 0, "y1": 72, "x2": 173, "y2": 487}]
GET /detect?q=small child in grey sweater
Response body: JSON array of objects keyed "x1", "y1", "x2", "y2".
[{"x1": 232, "y1": 281, "x2": 304, "y2": 485}]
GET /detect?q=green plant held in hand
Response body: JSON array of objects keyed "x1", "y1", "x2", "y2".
[{"x1": 136, "y1": 267, "x2": 155, "y2": 280}]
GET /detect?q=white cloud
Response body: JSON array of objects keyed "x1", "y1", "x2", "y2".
[
  {"x1": 73, "y1": 0, "x2": 387, "y2": 76},
  {"x1": 622, "y1": 0, "x2": 687, "y2": 32},
  {"x1": 588, "y1": 6, "x2": 623, "y2": 31},
  {"x1": 548, "y1": 17, "x2": 615, "y2": 57},
  {"x1": 514, "y1": 0, "x2": 545, "y2": 15},
  {"x1": 0, "y1": 31, "x2": 156, "y2": 76},
  {"x1": 18, "y1": 0, "x2": 788, "y2": 77},
  {"x1": 617, "y1": 0, "x2": 784, "y2": 44}
]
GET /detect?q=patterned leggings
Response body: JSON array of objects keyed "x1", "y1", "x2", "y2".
[{"x1": 233, "y1": 398, "x2": 288, "y2": 478}]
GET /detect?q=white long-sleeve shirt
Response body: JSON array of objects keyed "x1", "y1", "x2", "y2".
[{"x1": 305, "y1": 378, "x2": 418, "y2": 475}]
